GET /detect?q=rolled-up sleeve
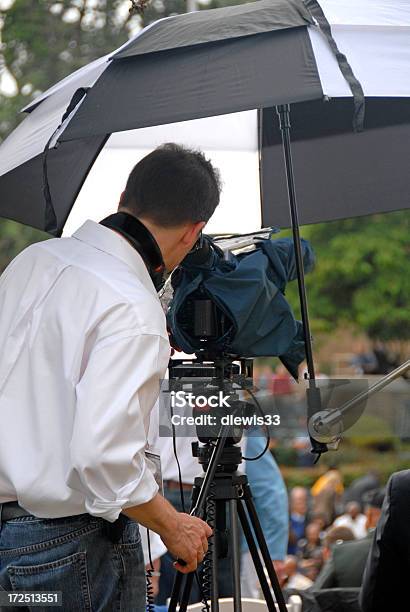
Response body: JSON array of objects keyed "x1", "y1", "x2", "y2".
[{"x1": 66, "y1": 331, "x2": 170, "y2": 522}]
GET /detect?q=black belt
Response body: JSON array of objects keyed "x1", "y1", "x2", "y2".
[
  {"x1": 0, "y1": 501, "x2": 32, "y2": 521},
  {"x1": 0, "y1": 501, "x2": 129, "y2": 544}
]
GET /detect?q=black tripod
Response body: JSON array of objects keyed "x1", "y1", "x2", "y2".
[{"x1": 168, "y1": 430, "x2": 288, "y2": 612}]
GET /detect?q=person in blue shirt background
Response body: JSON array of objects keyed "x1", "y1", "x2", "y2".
[
  {"x1": 241, "y1": 427, "x2": 289, "y2": 597},
  {"x1": 288, "y1": 486, "x2": 309, "y2": 554}
]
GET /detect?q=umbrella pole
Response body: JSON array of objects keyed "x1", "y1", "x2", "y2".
[
  {"x1": 276, "y1": 104, "x2": 328, "y2": 456},
  {"x1": 276, "y1": 104, "x2": 315, "y2": 379}
]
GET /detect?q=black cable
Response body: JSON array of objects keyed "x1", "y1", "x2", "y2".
[
  {"x1": 241, "y1": 387, "x2": 271, "y2": 461},
  {"x1": 170, "y1": 383, "x2": 208, "y2": 606},
  {"x1": 201, "y1": 481, "x2": 215, "y2": 612},
  {"x1": 170, "y1": 398, "x2": 186, "y2": 513},
  {"x1": 145, "y1": 529, "x2": 156, "y2": 612},
  {"x1": 313, "y1": 451, "x2": 322, "y2": 465}
]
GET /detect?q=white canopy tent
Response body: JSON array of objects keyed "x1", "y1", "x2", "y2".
[{"x1": 63, "y1": 111, "x2": 261, "y2": 236}]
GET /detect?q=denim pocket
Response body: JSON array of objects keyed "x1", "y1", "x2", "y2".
[
  {"x1": 7, "y1": 551, "x2": 92, "y2": 611},
  {"x1": 0, "y1": 518, "x2": 102, "y2": 557},
  {"x1": 116, "y1": 518, "x2": 141, "y2": 549}
]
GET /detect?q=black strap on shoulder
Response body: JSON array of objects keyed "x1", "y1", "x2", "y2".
[
  {"x1": 303, "y1": 0, "x2": 365, "y2": 132},
  {"x1": 100, "y1": 212, "x2": 166, "y2": 290}
]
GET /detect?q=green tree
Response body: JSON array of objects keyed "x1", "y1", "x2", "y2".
[
  {"x1": 0, "y1": 0, "x2": 141, "y2": 141},
  {"x1": 284, "y1": 210, "x2": 410, "y2": 342}
]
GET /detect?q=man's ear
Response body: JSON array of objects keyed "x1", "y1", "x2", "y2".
[{"x1": 181, "y1": 221, "x2": 206, "y2": 246}]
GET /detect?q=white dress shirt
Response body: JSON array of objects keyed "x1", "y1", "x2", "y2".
[
  {"x1": 0, "y1": 220, "x2": 170, "y2": 522},
  {"x1": 333, "y1": 513, "x2": 368, "y2": 539}
]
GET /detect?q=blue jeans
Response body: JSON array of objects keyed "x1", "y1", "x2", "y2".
[{"x1": 0, "y1": 512, "x2": 146, "y2": 611}]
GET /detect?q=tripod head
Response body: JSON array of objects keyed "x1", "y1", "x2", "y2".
[
  {"x1": 168, "y1": 352, "x2": 254, "y2": 447},
  {"x1": 192, "y1": 439, "x2": 243, "y2": 473}
]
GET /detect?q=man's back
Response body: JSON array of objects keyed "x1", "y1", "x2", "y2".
[
  {"x1": 360, "y1": 469, "x2": 410, "y2": 612},
  {"x1": 0, "y1": 220, "x2": 169, "y2": 520},
  {"x1": 315, "y1": 535, "x2": 372, "y2": 589},
  {"x1": 0, "y1": 144, "x2": 221, "y2": 609}
]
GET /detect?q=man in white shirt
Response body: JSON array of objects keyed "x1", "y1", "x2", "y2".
[
  {"x1": 333, "y1": 501, "x2": 368, "y2": 540},
  {"x1": 0, "y1": 143, "x2": 220, "y2": 610}
]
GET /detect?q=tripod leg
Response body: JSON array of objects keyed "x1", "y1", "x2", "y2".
[
  {"x1": 169, "y1": 485, "x2": 201, "y2": 612},
  {"x1": 179, "y1": 573, "x2": 195, "y2": 612},
  {"x1": 243, "y1": 493, "x2": 288, "y2": 612},
  {"x1": 168, "y1": 572, "x2": 184, "y2": 612},
  {"x1": 228, "y1": 499, "x2": 242, "y2": 612},
  {"x1": 237, "y1": 501, "x2": 277, "y2": 612},
  {"x1": 210, "y1": 524, "x2": 219, "y2": 612}
]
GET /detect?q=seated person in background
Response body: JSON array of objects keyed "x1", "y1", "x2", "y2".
[
  {"x1": 311, "y1": 466, "x2": 344, "y2": 526},
  {"x1": 315, "y1": 488, "x2": 384, "y2": 590},
  {"x1": 297, "y1": 522, "x2": 324, "y2": 581},
  {"x1": 360, "y1": 471, "x2": 410, "y2": 612},
  {"x1": 310, "y1": 512, "x2": 328, "y2": 536},
  {"x1": 288, "y1": 486, "x2": 309, "y2": 554},
  {"x1": 333, "y1": 501, "x2": 367, "y2": 539},
  {"x1": 282, "y1": 555, "x2": 313, "y2": 590},
  {"x1": 343, "y1": 470, "x2": 380, "y2": 510}
]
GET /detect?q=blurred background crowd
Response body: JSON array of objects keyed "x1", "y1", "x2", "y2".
[{"x1": 284, "y1": 470, "x2": 384, "y2": 591}]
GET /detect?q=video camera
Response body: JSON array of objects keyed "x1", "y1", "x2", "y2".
[
  {"x1": 167, "y1": 230, "x2": 315, "y2": 375},
  {"x1": 162, "y1": 230, "x2": 315, "y2": 448}
]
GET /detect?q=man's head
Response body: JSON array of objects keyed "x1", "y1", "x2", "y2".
[
  {"x1": 290, "y1": 486, "x2": 308, "y2": 515},
  {"x1": 345, "y1": 501, "x2": 361, "y2": 520},
  {"x1": 322, "y1": 525, "x2": 355, "y2": 561},
  {"x1": 363, "y1": 488, "x2": 385, "y2": 530},
  {"x1": 305, "y1": 522, "x2": 321, "y2": 545},
  {"x1": 119, "y1": 143, "x2": 221, "y2": 271},
  {"x1": 283, "y1": 555, "x2": 298, "y2": 578}
]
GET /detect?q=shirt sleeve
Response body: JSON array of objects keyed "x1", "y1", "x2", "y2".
[
  {"x1": 66, "y1": 331, "x2": 170, "y2": 522},
  {"x1": 141, "y1": 527, "x2": 167, "y2": 565}
]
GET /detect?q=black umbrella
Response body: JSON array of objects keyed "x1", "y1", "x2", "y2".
[
  {"x1": 0, "y1": 0, "x2": 408, "y2": 234},
  {"x1": 0, "y1": 0, "x2": 409, "y2": 451}
]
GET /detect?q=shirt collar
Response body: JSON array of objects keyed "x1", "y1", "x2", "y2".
[{"x1": 71, "y1": 219, "x2": 158, "y2": 297}]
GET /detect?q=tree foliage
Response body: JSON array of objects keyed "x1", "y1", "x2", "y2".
[
  {"x1": 0, "y1": 0, "x2": 140, "y2": 140},
  {"x1": 284, "y1": 210, "x2": 410, "y2": 342}
]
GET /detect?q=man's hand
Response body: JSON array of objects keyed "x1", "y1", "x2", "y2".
[
  {"x1": 272, "y1": 559, "x2": 287, "y2": 587},
  {"x1": 161, "y1": 513, "x2": 212, "y2": 574},
  {"x1": 122, "y1": 493, "x2": 212, "y2": 574}
]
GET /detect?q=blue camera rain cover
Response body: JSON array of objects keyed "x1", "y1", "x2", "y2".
[{"x1": 167, "y1": 237, "x2": 315, "y2": 379}]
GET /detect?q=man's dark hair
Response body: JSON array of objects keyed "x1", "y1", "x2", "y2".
[
  {"x1": 121, "y1": 143, "x2": 221, "y2": 227},
  {"x1": 324, "y1": 526, "x2": 355, "y2": 548}
]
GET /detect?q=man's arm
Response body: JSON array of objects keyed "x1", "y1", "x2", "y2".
[
  {"x1": 123, "y1": 493, "x2": 212, "y2": 573},
  {"x1": 67, "y1": 329, "x2": 210, "y2": 572},
  {"x1": 67, "y1": 332, "x2": 169, "y2": 519}
]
